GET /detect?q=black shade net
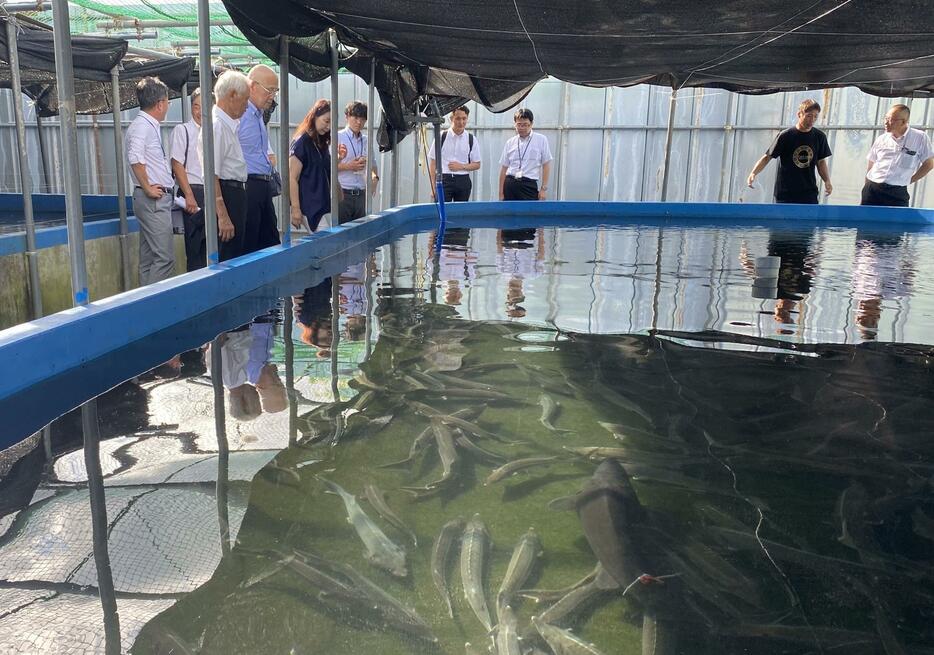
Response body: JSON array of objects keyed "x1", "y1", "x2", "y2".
[
  {"x1": 0, "y1": 15, "x2": 195, "y2": 117},
  {"x1": 221, "y1": 0, "x2": 934, "y2": 149}
]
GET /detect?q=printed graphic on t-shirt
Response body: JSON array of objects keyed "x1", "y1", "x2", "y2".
[{"x1": 792, "y1": 145, "x2": 814, "y2": 169}]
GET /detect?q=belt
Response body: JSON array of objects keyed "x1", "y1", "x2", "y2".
[
  {"x1": 505, "y1": 175, "x2": 537, "y2": 182},
  {"x1": 868, "y1": 180, "x2": 907, "y2": 189},
  {"x1": 135, "y1": 185, "x2": 171, "y2": 193},
  {"x1": 248, "y1": 173, "x2": 273, "y2": 182},
  {"x1": 219, "y1": 179, "x2": 246, "y2": 189},
  {"x1": 442, "y1": 173, "x2": 469, "y2": 180},
  {"x1": 342, "y1": 188, "x2": 364, "y2": 196}
]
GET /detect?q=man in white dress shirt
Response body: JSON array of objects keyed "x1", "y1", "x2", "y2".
[
  {"x1": 336, "y1": 101, "x2": 379, "y2": 223},
  {"x1": 428, "y1": 105, "x2": 481, "y2": 202},
  {"x1": 498, "y1": 108, "x2": 553, "y2": 201},
  {"x1": 199, "y1": 70, "x2": 250, "y2": 262},
  {"x1": 125, "y1": 76, "x2": 175, "y2": 285},
  {"x1": 170, "y1": 87, "x2": 205, "y2": 270},
  {"x1": 862, "y1": 104, "x2": 934, "y2": 207}
]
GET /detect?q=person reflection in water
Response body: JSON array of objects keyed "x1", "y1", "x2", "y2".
[
  {"x1": 294, "y1": 263, "x2": 369, "y2": 356},
  {"x1": 211, "y1": 316, "x2": 287, "y2": 420},
  {"x1": 497, "y1": 228, "x2": 544, "y2": 319},
  {"x1": 429, "y1": 228, "x2": 478, "y2": 307},
  {"x1": 768, "y1": 232, "x2": 817, "y2": 333},
  {"x1": 850, "y1": 231, "x2": 916, "y2": 341}
]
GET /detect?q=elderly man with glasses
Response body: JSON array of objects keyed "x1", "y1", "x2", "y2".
[
  {"x1": 238, "y1": 64, "x2": 281, "y2": 253},
  {"x1": 862, "y1": 104, "x2": 934, "y2": 207}
]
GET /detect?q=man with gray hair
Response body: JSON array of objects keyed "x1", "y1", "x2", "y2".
[
  {"x1": 125, "y1": 76, "x2": 175, "y2": 285},
  {"x1": 239, "y1": 64, "x2": 281, "y2": 253},
  {"x1": 200, "y1": 70, "x2": 251, "y2": 261}
]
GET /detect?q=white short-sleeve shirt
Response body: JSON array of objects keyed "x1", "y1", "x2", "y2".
[
  {"x1": 170, "y1": 120, "x2": 203, "y2": 185},
  {"x1": 428, "y1": 129, "x2": 481, "y2": 175},
  {"x1": 199, "y1": 106, "x2": 247, "y2": 182},
  {"x1": 499, "y1": 131, "x2": 553, "y2": 181},
  {"x1": 125, "y1": 111, "x2": 173, "y2": 188},
  {"x1": 337, "y1": 127, "x2": 368, "y2": 189},
  {"x1": 866, "y1": 127, "x2": 934, "y2": 187}
]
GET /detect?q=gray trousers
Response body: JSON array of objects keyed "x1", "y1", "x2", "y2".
[{"x1": 133, "y1": 188, "x2": 176, "y2": 286}]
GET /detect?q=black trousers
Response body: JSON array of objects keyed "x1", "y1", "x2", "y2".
[
  {"x1": 442, "y1": 174, "x2": 472, "y2": 202},
  {"x1": 245, "y1": 176, "x2": 280, "y2": 254},
  {"x1": 338, "y1": 189, "x2": 366, "y2": 224},
  {"x1": 861, "y1": 179, "x2": 909, "y2": 207},
  {"x1": 776, "y1": 192, "x2": 818, "y2": 204},
  {"x1": 503, "y1": 175, "x2": 539, "y2": 200},
  {"x1": 179, "y1": 184, "x2": 206, "y2": 271},
  {"x1": 219, "y1": 180, "x2": 248, "y2": 262}
]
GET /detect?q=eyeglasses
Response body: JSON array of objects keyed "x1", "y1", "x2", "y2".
[{"x1": 256, "y1": 81, "x2": 279, "y2": 97}]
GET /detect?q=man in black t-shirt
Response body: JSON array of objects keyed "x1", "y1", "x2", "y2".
[{"x1": 746, "y1": 98, "x2": 833, "y2": 204}]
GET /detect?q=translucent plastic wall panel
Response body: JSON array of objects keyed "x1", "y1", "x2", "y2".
[
  {"x1": 534, "y1": 129, "x2": 560, "y2": 199},
  {"x1": 831, "y1": 87, "x2": 878, "y2": 126},
  {"x1": 728, "y1": 129, "x2": 780, "y2": 203},
  {"x1": 561, "y1": 129, "x2": 603, "y2": 200},
  {"x1": 641, "y1": 129, "x2": 690, "y2": 201},
  {"x1": 567, "y1": 86, "x2": 606, "y2": 126},
  {"x1": 520, "y1": 80, "x2": 562, "y2": 125},
  {"x1": 736, "y1": 93, "x2": 785, "y2": 128},
  {"x1": 694, "y1": 88, "x2": 730, "y2": 126},
  {"x1": 828, "y1": 130, "x2": 875, "y2": 204},
  {"x1": 473, "y1": 128, "x2": 516, "y2": 201},
  {"x1": 607, "y1": 85, "x2": 651, "y2": 125},
  {"x1": 0, "y1": 126, "x2": 18, "y2": 192},
  {"x1": 688, "y1": 130, "x2": 728, "y2": 202},
  {"x1": 601, "y1": 130, "x2": 647, "y2": 200},
  {"x1": 648, "y1": 86, "x2": 694, "y2": 127}
]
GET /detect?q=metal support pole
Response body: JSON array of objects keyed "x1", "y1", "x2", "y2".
[
  {"x1": 213, "y1": 339, "x2": 230, "y2": 556},
  {"x1": 110, "y1": 66, "x2": 132, "y2": 291},
  {"x1": 278, "y1": 37, "x2": 291, "y2": 242},
  {"x1": 555, "y1": 81, "x2": 570, "y2": 200},
  {"x1": 330, "y1": 276, "x2": 341, "y2": 403},
  {"x1": 329, "y1": 29, "x2": 340, "y2": 227},
  {"x1": 52, "y1": 0, "x2": 89, "y2": 306},
  {"x1": 7, "y1": 17, "x2": 42, "y2": 319},
  {"x1": 390, "y1": 130, "x2": 399, "y2": 207},
  {"x1": 36, "y1": 115, "x2": 50, "y2": 191},
  {"x1": 197, "y1": 0, "x2": 218, "y2": 263},
  {"x1": 660, "y1": 88, "x2": 677, "y2": 201},
  {"x1": 180, "y1": 81, "x2": 189, "y2": 123},
  {"x1": 365, "y1": 59, "x2": 375, "y2": 214},
  {"x1": 82, "y1": 400, "x2": 121, "y2": 655},
  {"x1": 284, "y1": 296, "x2": 297, "y2": 446}
]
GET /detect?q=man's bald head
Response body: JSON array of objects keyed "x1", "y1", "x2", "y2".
[{"x1": 247, "y1": 64, "x2": 279, "y2": 110}]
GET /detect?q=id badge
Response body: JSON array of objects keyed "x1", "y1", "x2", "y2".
[{"x1": 516, "y1": 171, "x2": 523, "y2": 179}]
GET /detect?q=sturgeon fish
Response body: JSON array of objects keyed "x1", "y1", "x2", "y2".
[
  {"x1": 432, "y1": 517, "x2": 465, "y2": 619},
  {"x1": 319, "y1": 477, "x2": 408, "y2": 577},
  {"x1": 460, "y1": 514, "x2": 494, "y2": 631},
  {"x1": 496, "y1": 527, "x2": 542, "y2": 618}
]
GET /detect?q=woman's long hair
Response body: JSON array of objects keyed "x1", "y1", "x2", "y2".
[{"x1": 294, "y1": 99, "x2": 331, "y2": 151}]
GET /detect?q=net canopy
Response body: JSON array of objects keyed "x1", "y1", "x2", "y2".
[
  {"x1": 220, "y1": 0, "x2": 934, "y2": 146},
  {"x1": 0, "y1": 15, "x2": 195, "y2": 116}
]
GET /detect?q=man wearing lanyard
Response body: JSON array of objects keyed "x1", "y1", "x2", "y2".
[
  {"x1": 238, "y1": 64, "x2": 281, "y2": 253},
  {"x1": 170, "y1": 87, "x2": 206, "y2": 271},
  {"x1": 428, "y1": 105, "x2": 481, "y2": 202},
  {"x1": 337, "y1": 101, "x2": 379, "y2": 223},
  {"x1": 862, "y1": 104, "x2": 934, "y2": 207},
  {"x1": 125, "y1": 77, "x2": 176, "y2": 285},
  {"x1": 498, "y1": 108, "x2": 553, "y2": 201}
]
